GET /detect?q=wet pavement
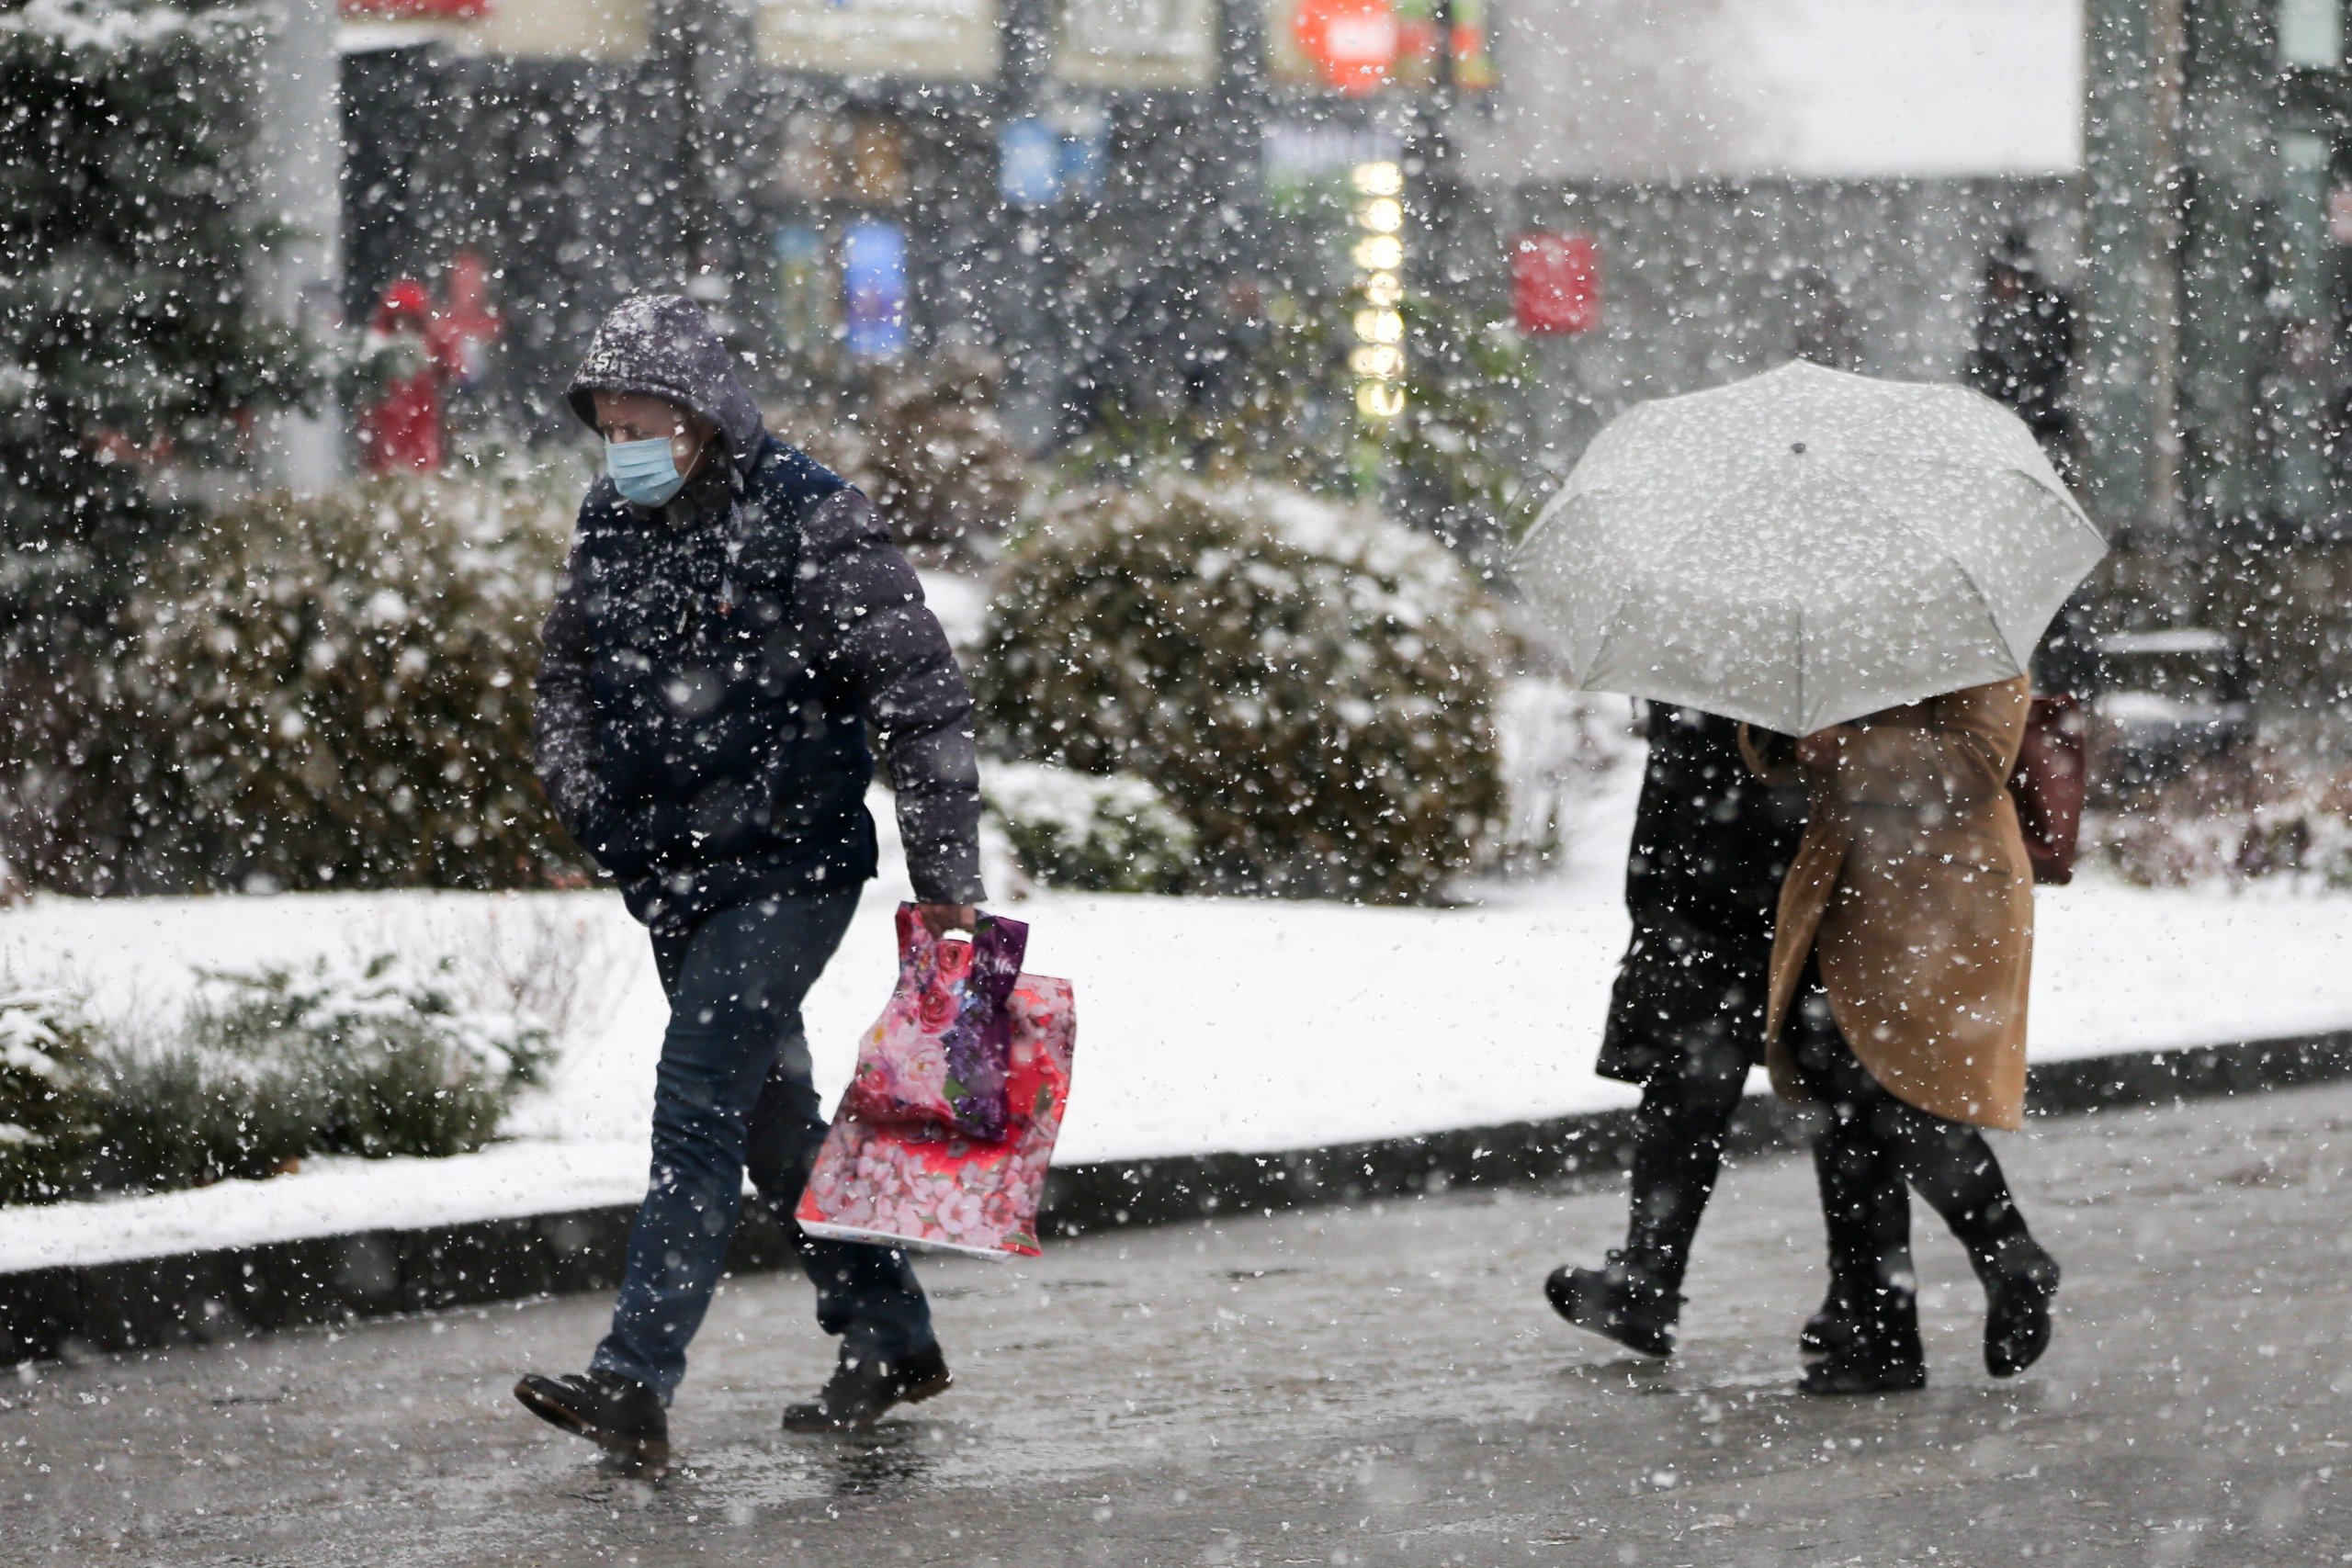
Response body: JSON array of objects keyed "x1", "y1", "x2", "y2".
[{"x1": 6, "y1": 1078, "x2": 2350, "y2": 1568}]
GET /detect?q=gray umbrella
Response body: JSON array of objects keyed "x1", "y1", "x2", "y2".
[{"x1": 1512, "y1": 359, "x2": 2108, "y2": 736}]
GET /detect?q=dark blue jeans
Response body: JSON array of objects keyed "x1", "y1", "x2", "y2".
[{"x1": 591, "y1": 889, "x2": 934, "y2": 1401}]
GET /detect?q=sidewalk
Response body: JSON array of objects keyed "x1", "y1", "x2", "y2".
[{"x1": 8, "y1": 1074, "x2": 2350, "y2": 1566}]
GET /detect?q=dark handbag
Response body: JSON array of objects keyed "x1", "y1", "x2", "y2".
[{"x1": 2007, "y1": 694, "x2": 2086, "y2": 886}]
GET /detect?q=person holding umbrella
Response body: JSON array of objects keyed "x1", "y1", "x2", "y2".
[
  {"x1": 1514, "y1": 358, "x2": 2105, "y2": 1392},
  {"x1": 1741, "y1": 681, "x2": 2057, "y2": 1393}
]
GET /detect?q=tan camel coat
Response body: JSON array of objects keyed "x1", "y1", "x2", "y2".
[{"x1": 1740, "y1": 677, "x2": 2034, "y2": 1131}]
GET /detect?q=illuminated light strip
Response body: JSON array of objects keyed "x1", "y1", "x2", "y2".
[{"x1": 1349, "y1": 160, "x2": 1406, "y2": 423}]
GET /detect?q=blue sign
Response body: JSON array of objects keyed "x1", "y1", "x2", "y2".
[
  {"x1": 999, "y1": 117, "x2": 1063, "y2": 208},
  {"x1": 842, "y1": 220, "x2": 908, "y2": 360},
  {"x1": 1058, "y1": 111, "x2": 1109, "y2": 200}
]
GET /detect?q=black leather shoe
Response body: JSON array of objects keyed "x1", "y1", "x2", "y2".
[
  {"x1": 1983, "y1": 1238, "x2": 2061, "y2": 1378},
  {"x1": 1544, "y1": 1253, "x2": 1680, "y2": 1358},
  {"x1": 782, "y1": 1343, "x2": 954, "y2": 1433},
  {"x1": 514, "y1": 1370, "x2": 669, "y2": 1470}
]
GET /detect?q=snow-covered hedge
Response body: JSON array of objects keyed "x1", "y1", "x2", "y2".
[
  {"x1": 982, "y1": 760, "x2": 1194, "y2": 894},
  {"x1": 1485, "y1": 677, "x2": 1640, "y2": 877},
  {"x1": 125, "y1": 474, "x2": 583, "y2": 892},
  {"x1": 976, "y1": 479, "x2": 1505, "y2": 903},
  {"x1": 1, "y1": 953, "x2": 550, "y2": 1206},
  {"x1": 784, "y1": 349, "x2": 1026, "y2": 567},
  {"x1": 0, "y1": 991, "x2": 105, "y2": 1205}
]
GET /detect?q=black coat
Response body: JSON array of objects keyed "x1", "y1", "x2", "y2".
[
  {"x1": 536, "y1": 297, "x2": 983, "y2": 931},
  {"x1": 1597, "y1": 705, "x2": 1809, "y2": 1085},
  {"x1": 1965, "y1": 270, "x2": 2077, "y2": 442}
]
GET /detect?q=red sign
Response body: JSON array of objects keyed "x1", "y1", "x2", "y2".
[
  {"x1": 1291, "y1": 0, "x2": 1400, "y2": 96},
  {"x1": 341, "y1": 0, "x2": 489, "y2": 18},
  {"x1": 1512, "y1": 231, "x2": 1600, "y2": 336}
]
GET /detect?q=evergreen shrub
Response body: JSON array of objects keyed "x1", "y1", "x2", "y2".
[
  {"x1": 977, "y1": 479, "x2": 1504, "y2": 903},
  {"x1": 0, "y1": 991, "x2": 105, "y2": 1205},
  {"x1": 7, "y1": 953, "x2": 551, "y2": 1204},
  {"x1": 126, "y1": 474, "x2": 582, "y2": 891},
  {"x1": 786, "y1": 348, "x2": 1025, "y2": 566},
  {"x1": 982, "y1": 760, "x2": 1194, "y2": 894},
  {"x1": 0, "y1": 0, "x2": 324, "y2": 891}
]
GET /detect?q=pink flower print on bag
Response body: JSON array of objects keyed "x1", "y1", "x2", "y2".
[
  {"x1": 842, "y1": 905, "x2": 1027, "y2": 1140},
  {"x1": 797, "y1": 970, "x2": 1078, "y2": 1260}
]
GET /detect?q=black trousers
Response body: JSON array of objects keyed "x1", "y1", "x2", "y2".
[
  {"x1": 1618, "y1": 1021, "x2": 1751, "y2": 1295},
  {"x1": 1786, "y1": 959, "x2": 2030, "y2": 1315},
  {"x1": 593, "y1": 892, "x2": 931, "y2": 1400}
]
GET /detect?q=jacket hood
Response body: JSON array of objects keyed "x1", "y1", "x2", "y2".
[{"x1": 566, "y1": 295, "x2": 763, "y2": 468}]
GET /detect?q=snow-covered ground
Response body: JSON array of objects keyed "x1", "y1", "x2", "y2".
[{"x1": 6, "y1": 765, "x2": 2351, "y2": 1273}]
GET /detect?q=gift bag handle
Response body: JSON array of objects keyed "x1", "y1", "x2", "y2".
[{"x1": 894, "y1": 903, "x2": 1030, "y2": 980}]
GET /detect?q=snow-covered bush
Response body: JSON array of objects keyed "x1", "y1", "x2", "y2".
[
  {"x1": 86, "y1": 953, "x2": 550, "y2": 1194},
  {"x1": 0, "y1": 991, "x2": 104, "y2": 1205},
  {"x1": 2090, "y1": 750, "x2": 2352, "y2": 888},
  {"x1": 977, "y1": 479, "x2": 1505, "y2": 903},
  {"x1": 786, "y1": 348, "x2": 1026, "y2": 566},
  {"x1": 125, "y1": 473, "x2": 583, "y2": 892},
  {"x1": 982, "y1": 760, "x2": 1194, "y2": 894}
]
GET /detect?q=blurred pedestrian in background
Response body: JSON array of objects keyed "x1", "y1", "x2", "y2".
[
  {"x1": 356, "y1": 277, "x2": 446, "y2": 473},
  {"x1": 432, "y1": 249, "x2": 503, "y2": 438},
  {"x1": 1744, "y1": 680, "x2": 2061, "y2": 1395},
  {"x1": 1967, "y1": 231, "x2": 2098, "y2": 700},
  {"x1": 1789, "y1": 265, "x2": 1863, "y2": 372},
  {"x1": 1966, "y1": 230, "x2": 2078, "y2": 480}
]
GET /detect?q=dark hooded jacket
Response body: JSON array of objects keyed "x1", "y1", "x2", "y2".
[
  {"x1": 536, "y1": 295, "x2": 984, "y2": 931},
  {"x1": 1596, "y1": 705, "x2": 1809, "y2": 1084}
]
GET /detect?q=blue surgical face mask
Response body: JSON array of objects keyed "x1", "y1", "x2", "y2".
[{"x1": 605, "y1": 435, "x2": 689, "y2": 508}]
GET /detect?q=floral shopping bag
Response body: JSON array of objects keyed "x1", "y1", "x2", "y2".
[
  {"x1": 797, "y1": 972, "x2": 1076, "y2": 1259},
  {"x1": 840, "y1": 906, "x2": 1027, "y2": 1141}
]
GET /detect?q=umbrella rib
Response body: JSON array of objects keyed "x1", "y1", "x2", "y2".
[{"x1": 1792, "y1": 598, "x2": 1805, "y2": 736}]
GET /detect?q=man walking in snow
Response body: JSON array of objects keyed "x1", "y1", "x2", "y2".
[{"x1": 514, "y1": 295, "x2": 986, "y2": 1470}]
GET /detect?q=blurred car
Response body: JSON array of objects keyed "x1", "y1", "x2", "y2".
[{"x1": 2086, "y1": 627, "x2": 2254, "y2": 798}]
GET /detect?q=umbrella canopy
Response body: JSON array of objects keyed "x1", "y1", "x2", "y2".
[{"x1": 1512, "y1": 359, "x2": 2108, "y2": 736}]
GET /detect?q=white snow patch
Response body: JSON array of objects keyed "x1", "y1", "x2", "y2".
[
  {"x1": 913, "y1": 568, "x2": 989, "y2": 651},
  {"x1": 6, "y1": 769, "x2": 2352, "y2": 1271}
]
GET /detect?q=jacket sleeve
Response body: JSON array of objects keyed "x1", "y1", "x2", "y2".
[
  {"x1": 1830, "y1": 679, "x2": 2028, "y2": 810},
  {"x1": 533, "y1": 539, "x2": 616, "y2": 856},
  {"x1": 802, "y1": 490, "x2": 987, "y2": 905}
]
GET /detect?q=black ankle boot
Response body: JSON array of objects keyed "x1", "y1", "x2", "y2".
[
  {"x1": 1799, "y1": 1280, "x2": 1864, "y2": 1363},
  {"x1": 1544, "y1": 1252, "x2": 1681, "y2": 1358},
  {"x1": 782, "y1": 1342, "x2": 954, "y2": 1433},
  {"x1": 1798, "y1": 1284, "x2": 1925, "y2": 1395},
  {"x1": 514, "y1": 1369, "x2": 669, "y2": 1470},
  {"x1": 1980, "y1": 1235, "x2": 2061, "y2": 1377}
]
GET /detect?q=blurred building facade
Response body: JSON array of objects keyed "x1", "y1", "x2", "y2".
[
  {"x1": 2084, "y1": 0, "x2": 2352, "y2": 713},
  {"x1": 334, "y1": 0, "x2": 1253, "y2": 442},
  {"x1": 1503, "y1": 177, "x2": 2081, "y2": 495}
]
